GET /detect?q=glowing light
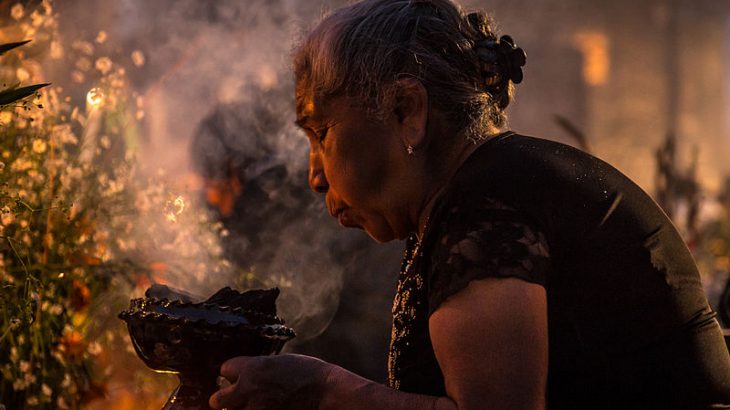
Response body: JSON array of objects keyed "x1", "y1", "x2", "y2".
[
  {"x1": 10, "y1": 3, "x2": 24, "y2": 21},
  {"x1": 95, "y1": 57, "x2": 113, "y2": 74},
  {"x1": 32, "y1": 139, "x2": 47, "y2": 154},
  {"x1": 86, "y1": 87, "x2": 104, "y2": 107},
  {"x1": 573, "y1": 31, "x2": 610, "y2": 86},
  {"x1": 164, "y1": 195, "x2": 186, "y2": 222},
  {"x1": 131, "y1": 50, "x2": 145, "y2": 67},
  {"x1": 16, "y1": 67, "x2": 30, "y2": 82}
]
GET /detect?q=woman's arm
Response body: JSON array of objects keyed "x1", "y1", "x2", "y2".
[
  {"x1": 209, "y1": 354, "x2": 456, "y2": 409},
  {"x1": 210, "y1": 276, "x2": 547, "y2": 409},
  {"x1": 430, "y1": 277, "x2": 548, "y2": 410},
  {"x1": 320, "y1": 276, "x2": 548, "y2": 410}
]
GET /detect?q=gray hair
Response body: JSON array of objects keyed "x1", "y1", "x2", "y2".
[{"x1": 293, "y1": 0, "x2": 516, "y2": 142}]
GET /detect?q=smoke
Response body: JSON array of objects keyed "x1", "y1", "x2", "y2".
[{"x1": 46, "y1": 0, "x2": 373, "y2": 341}]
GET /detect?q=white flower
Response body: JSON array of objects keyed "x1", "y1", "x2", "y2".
[
  {"x1": 15, "y1": 67, "x2": 30, "y2": 83},
  {"x1": 53, "y1": 124, "x2": 78, "y2": 145},
  {"x1": 19, "y1": 360, "x2": 30, "y2": 373},
  {"x1": 11, "y1": 158, "x2": 33, "y2": 171},
  {"x1": 71, "y1": 40, "x2": 94, "y2": 56},
  {"x1": 131, "y1": 50, "x2": 145, "y2": 67},
  {"x1": 50, "y1": 40, "x2": 63, "y2": 59},
  {"x1": 12, "y1": 379, "x2": 26, "y2": 391},
  {"x1": 51, "y1": 349, "x2": 65, "y2": 365},
  {"x1": 10, "y1": 3, "x2": 23, "y2": 20},
  {"x1": 30, "y1": 10, "x2": 43, "y2": 27},
  {"x1": 75, "y1": 57, "x2": 91, "y2": 72},
  {"x1": 20, "y1": 23, "x2": 35, "y2": 38},
  {"x1": 95, "y1": 57, "x2": 112, "y2": 75},
  {"x1": 71, "y1": 70, "x2": 84, "y2": 83},
  {"x1": 87, "y1": 341, "x2": 102, "y2": 355},
  {"x1": 61, "y1": 373, "x2": 72, "y2": 388},
  {"x1": 1, "y1": 212, "x2": 14, "y2": 226}
]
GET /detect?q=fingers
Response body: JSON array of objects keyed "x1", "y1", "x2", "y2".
[
  {"x1": 209, "y1": 379, "x2": 239, "y2": 409},
  {"x1": 209, "y1": 356, "x2": 256, "y2": 409},
  {"x1": 220, "y1": 356, "x2": 251, "y2": 382}
]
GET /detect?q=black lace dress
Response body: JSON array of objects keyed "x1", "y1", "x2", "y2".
[{"x1": 387, "y1": 133, "x2": 730, "y2": 409}]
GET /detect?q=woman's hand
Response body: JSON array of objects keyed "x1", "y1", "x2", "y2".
[{"x1": 208, "y1": 353, "x2": 335, "y2": 410}]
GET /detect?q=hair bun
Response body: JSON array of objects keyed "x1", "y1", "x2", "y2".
[
  {"x1": 473, "y1": 31, "x2": 527, "y2": 87},
  {"x1": 466, "y1": 11, "x2": 490, "y2": 36}
]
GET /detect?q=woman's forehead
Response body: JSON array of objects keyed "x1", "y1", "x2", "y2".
[
  {"x1": 296, "y1": 88, "x2": 341, "y2": 128},
  {"x1": 295, "y1": 89, "x2": 318, "y2": 127}
]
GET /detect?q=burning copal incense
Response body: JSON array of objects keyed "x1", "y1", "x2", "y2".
[{"x1": 119, "y1": 285, "x2": 295, "y2": 410}]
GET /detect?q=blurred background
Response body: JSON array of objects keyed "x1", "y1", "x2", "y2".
[{"x1": 0, "y1": 0, "x2": 729, "y2": 408}]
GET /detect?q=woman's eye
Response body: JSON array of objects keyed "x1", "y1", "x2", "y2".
[{"x1": 316, "y1": 128, "x2": 329, "y2": 143}]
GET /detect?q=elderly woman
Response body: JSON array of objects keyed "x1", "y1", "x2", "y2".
[{"x1": 210, "y1": 0, "x2": 730, "y2": 409}]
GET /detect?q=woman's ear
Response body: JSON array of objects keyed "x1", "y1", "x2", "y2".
[{"x1": 393, "y1": 77, "x2": 428, "y2": 150}]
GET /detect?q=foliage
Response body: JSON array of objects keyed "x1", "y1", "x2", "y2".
[{"x1": 0, "y1": 2, "x2": 234, "y2": 408}]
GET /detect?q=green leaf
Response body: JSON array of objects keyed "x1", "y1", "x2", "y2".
[
  {"x1": 0, "y1": 83, "x2": 50, "y2": 106},
  {"x1": 0, "y1": 40, "x2": 32, "y2": 56}
]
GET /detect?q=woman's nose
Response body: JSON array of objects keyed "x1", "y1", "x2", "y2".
[{"x1": 308, "y1": 158, "x2": 329, "y2": 193}]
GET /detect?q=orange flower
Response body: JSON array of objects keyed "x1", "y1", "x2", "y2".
[
  {"x1": 58, "y1": 330, "x2": 85, "y2": 361},
  {"x1": 71, "y1": 279, "x2": 91, "y2": 311}
]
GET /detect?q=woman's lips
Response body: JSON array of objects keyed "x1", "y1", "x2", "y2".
[{"x1": 336, "y1": 209, "x2": 358, "y2": 228}]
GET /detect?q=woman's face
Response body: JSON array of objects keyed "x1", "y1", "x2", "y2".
[{"x1": 296, "y1": 91, "x2": 413, "y2": 242}]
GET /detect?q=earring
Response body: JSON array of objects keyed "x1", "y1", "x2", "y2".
[{"x1": 407, "y1": 144, "x2": 415, "y2": 155}]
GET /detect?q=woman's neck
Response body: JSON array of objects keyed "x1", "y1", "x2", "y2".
[{"x1": 413, "y1": 130, "x2": 503, "y2": 240}]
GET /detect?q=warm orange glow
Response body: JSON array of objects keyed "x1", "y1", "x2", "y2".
[
  {"x1": 573, "y1": 31, "x2": 610, "y2": 86},
  {"x1": 58, "y1": 330, "x2": 85, "y2": 361},
  {"x1": 204, "y1": 176, "x2": 243, "y2": 217},
  {"x1": 71, "y1": 279, "x2": 91, "y2": 310}
]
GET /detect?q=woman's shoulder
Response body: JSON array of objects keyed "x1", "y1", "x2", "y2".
[{"x1": 422, "y1": 190, "x2": 550, "y2": 314}]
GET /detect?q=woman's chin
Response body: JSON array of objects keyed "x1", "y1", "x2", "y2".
[
  {"x1": 362, "y1": 224, "x2": 398, "y2": 243},
  {"x1": 341, "y1": 212, "x2": 399, "y2": 243}
]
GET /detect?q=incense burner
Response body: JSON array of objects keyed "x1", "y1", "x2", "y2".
[{"x1": 119, "y1": 286, "x2": 295, "y2": 410}]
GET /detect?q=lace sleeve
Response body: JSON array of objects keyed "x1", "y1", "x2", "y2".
[{"x1": 427, "y1": 196, "x2": 550, "y2": 315}]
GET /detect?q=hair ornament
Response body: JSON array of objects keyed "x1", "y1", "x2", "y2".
[{"x1": 475, "y1": 35, "x2": 526, "y2": 88}]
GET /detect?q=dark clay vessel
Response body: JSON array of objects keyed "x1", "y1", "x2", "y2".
[{"x1": 119, "y1": 286, "x2": 295, "y2": 410}]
